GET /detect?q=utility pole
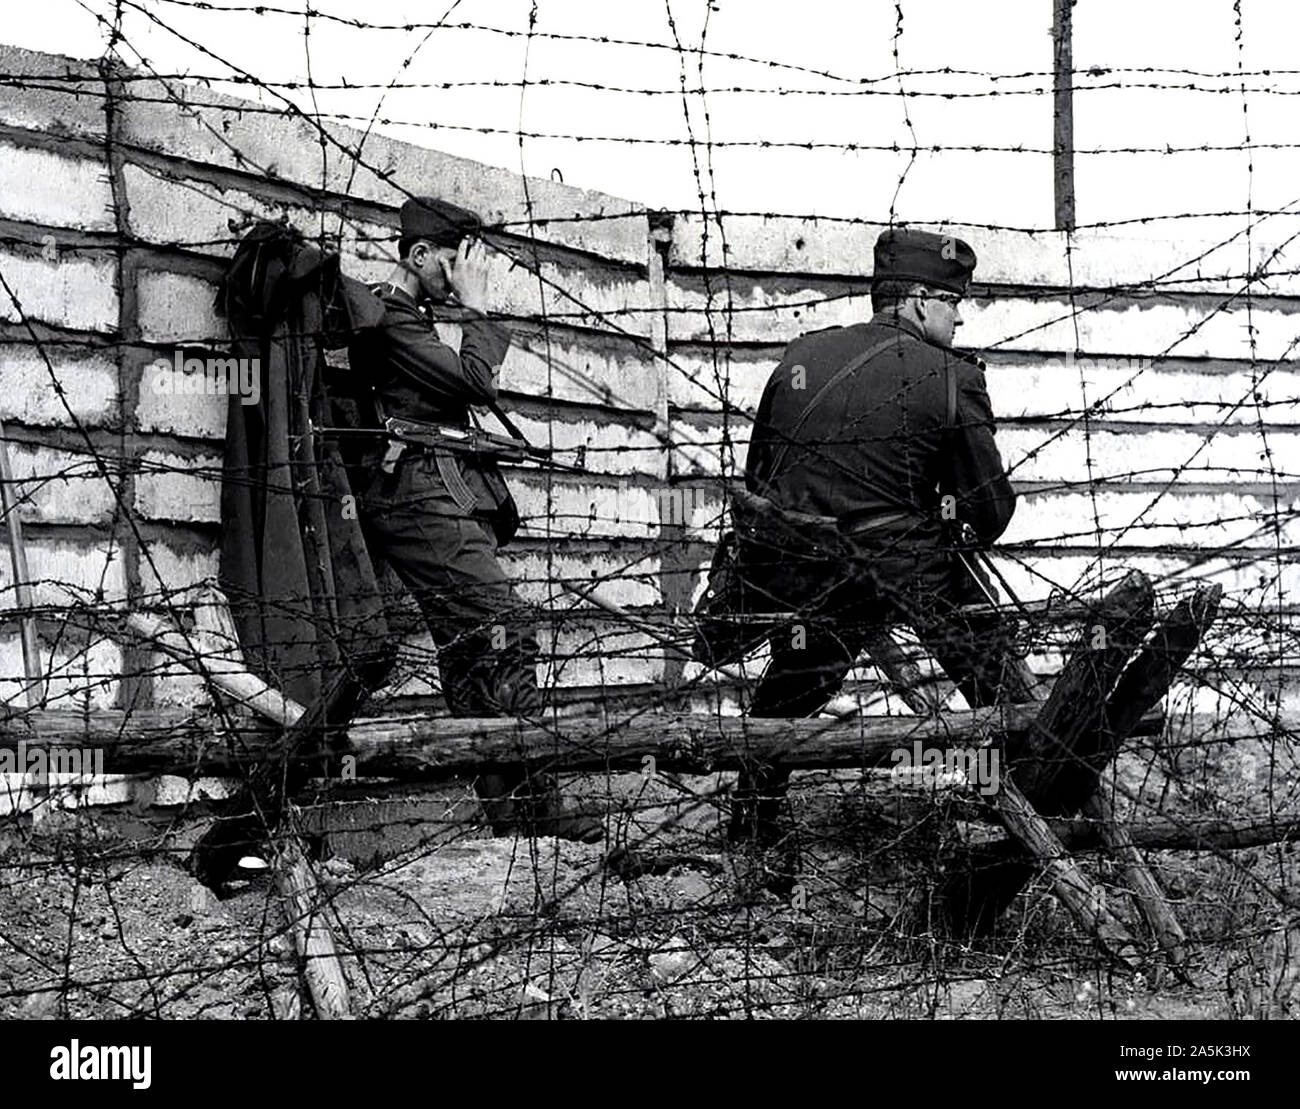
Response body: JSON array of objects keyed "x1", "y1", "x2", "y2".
[{"x1": 1053, "y1": 0, "x2": 1076, "y2": 231}]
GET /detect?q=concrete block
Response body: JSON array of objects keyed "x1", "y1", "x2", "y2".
[
  {"x1": 0, "y1": 46, "x2": 105, "y2": 138},
  {"x1": 0, "y1": 249, "x2": 117, "y2": 333},
  {"x1": 7, "y1": 442, "x2": 117, "y2": 524},
  {"x1": 508, "y1": 411, "x2": 663, "y2": 478},
  {"x1": 539, "y1": 624, "x2": 664, "y2": 689},
  {"x1": 503, "y1": 331, "x2": 661, "y2": 412},
  {"x1": 0, "y1": 633, "x2": 121, "y2": 711},
  {"x1": 0, "y1": 142, "x2": 114, "y2": 231},
  {"x1": 0, "y1": 345, "x2": 118, "y2": 426},
  {"x1": 987, "y1": 358, "x2": 1300, "y2": 426},
  {"x1": 669, "y1": 213, "x2": 1296, "y2": 296},
  {"x1": 135, "y1": 364, "x2": 231, "y2": 439},
  {"x1": 512, "y1": 476, "x2": 659, "y2": 540},
  {"x1": 1003, "y1": 489, "x2": 1300, "y2": 550},
  {"x1": 116, "y1": 76, "x2": 647, "y2": 263},
  {"x1": 499, "y1": 550, "x2": 662, "y2": 609},
  {"x1": 136, "y1": 541, "x2": 220, "y2": 604},
  {"x1": 666, "y1": 278, "x2": 1300, "y2": 364},
  {"x1": 134, "y1": 449, "x2": 222, "y2": 523},
  {"x1": 670, "y1": 415, "x2": 750, "y2": 479},
  {"x1": 668, "y1": 348, "x2": 772, "y2": 412},
  {"x1": 135, "y1": 269, "x2": 224, "y2": 345},
  {"x1": 999, "y1": 425, "x2": 1300, "y2": 486},
  {"x1": 0, "y1": 538, "x2": 125, "y2": 608},
  {"x1": 123, "y1": 162, "x2": 295, "y2": 256}
]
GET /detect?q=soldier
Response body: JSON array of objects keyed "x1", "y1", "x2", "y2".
[
  {"x1": 732, "y1": 227, "x2": 1027, "y2": 842},
  {"x1": 347, "y1": 196, "x2": 602, "y2": 843}
]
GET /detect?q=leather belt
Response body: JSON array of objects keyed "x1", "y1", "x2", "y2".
[{"x1": 839, "y1": 510, "x2": 910, "y2": 537}]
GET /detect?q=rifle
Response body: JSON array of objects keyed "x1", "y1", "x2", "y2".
[{"x1": 314, "y1": 418, "x2": 587, "y2": 474}]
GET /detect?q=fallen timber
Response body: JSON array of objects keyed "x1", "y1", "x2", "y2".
[
  {"x1": 0, "y1": 702, "x2": 1165, "y2": 779},
  {"x1": 938, "y1": 577, "x2": 1223, "y2": 971}
]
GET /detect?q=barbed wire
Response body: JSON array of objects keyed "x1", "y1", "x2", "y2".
[{"x1": 0, "y1": 0, "x2": 1297, "y2": 1023}]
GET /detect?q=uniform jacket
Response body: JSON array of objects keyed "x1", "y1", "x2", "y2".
[
  {"x1": 746, "y1": 312, "x2": 1016, "y2": 552},
  {"x1": 347, "y1": 284, "x2": 512, "y2": 427}
]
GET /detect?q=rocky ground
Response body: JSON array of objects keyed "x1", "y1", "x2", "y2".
[{"x1": 1, "y1": 764, "x2": 1297, "y2": 1020}]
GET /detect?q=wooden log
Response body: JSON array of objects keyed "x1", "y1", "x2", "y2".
[
  {"x1": 939, "y1": 571, "x2": 1155, "y2": 937},
  {"x1": 861, "y1": 628, "x2": 945, "y2": 716},
  {"x1": 990, "y1": 777, "x2": 1141, "y2": 968},
  {"x1": 273, "y1": 816, "x2": 352, "y2": 1020},
  {"x1": 1055, "y1": 588, "x2": 1219, "y2": 974},
  {"x1": 124, "y1": 602, "x2": 350, "y2": 1017},
  {"x1": 1082, "y1": 792, "x2": 1188, "y2": 972},
  {"x1": 0, "y1": 702, "x2": 1166, "y2": 778},
  {"x1": 124, "y1": 611, "x2": 306, "y2": 726},
  {"x1": 864, "y1": 609, "x2": 1144, "y2": 965},
  {"x1": 1060, "y1": 811, "x2": 1300, "y2": 853},
  {"x1": 1102, "y1": 585, "x2": 1222, "y2": 743},
  {"x1": 0, "y1": 419, "x2": 43, "y2": 709},
  {"x1": 1005, "y1": 570, "x2": 1157, "y2": 813}
]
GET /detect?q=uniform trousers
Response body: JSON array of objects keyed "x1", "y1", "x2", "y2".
[
  {"x1": 733, "y1": 537, "x2": 1029, "y2": 840},
  {"x1": 359, "y1": 451, "x2": 546, "y2": 830}
]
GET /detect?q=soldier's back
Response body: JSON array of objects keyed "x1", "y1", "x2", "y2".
[{"x1": 748, "y1": 317, "x2": 955, "y2": 533}]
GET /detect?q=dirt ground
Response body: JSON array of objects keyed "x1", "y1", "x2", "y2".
[{"x1": 2, "y1": 767, "x2": 1297, "y2": 1020}]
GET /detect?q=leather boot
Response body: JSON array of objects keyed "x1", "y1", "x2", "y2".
[{"x1": 475, "y1": 770, "x2": 524, "y2": 836}]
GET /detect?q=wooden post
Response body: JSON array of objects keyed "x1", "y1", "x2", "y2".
[
  {"x1": 122, "y1": 605, "x2": 349, "y2": 1018},
  {"x1": 1082, "y1": 792, "x2": 1188, "y2": 973},
  {"x1": 273, "y1": 813, "x2": 352, "y2": 1020},
  {"x1": 0, "y1": 421, "x2": 43, "y2": 709},
  {"x1": 1052, "y1": 0, "x2": 1076, "y2": 231},
  {"x1": 124, "y1": 611, "x2": 305, "y2": 726},
  {"x1": 861, "y1": 629, "x2": 945, "y2": 716},
  {"x1": 1006, "y1": 570, "x2": 1156, "y2": 813},
  {"x1": 995, "y1": 777, "x2": 1141, "y2": 968},
  {"x1": 864, "y1": 616, "x2": 1142, "y2": 966},
  {"x1": 1072, "y1": 585, "x2": 1220, "y2": 975}
]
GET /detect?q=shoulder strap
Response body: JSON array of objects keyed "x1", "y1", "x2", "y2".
[
  {"x1": 485, "y1": 399, "x2": 526, "y2": 442},
  {"x1": 766, "y1": 336, "x2": 899, "y2": 481}
]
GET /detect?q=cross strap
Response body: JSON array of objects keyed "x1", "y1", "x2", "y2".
[{"x1": 765, "y1": 336, "x2": 898, "y2": 481}]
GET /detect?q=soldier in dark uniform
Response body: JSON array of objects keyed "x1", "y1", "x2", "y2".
[
  {"x1": 348, "y1": 196, "x2": 601, "y2": 843},
  {"x1": 732, "y1": 227, "x2": 1027, "y2": 842}
]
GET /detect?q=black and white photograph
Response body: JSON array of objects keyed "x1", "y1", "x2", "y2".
[{"x1": 0, "y1": 0, "x2": 1294, "y2": 1081}]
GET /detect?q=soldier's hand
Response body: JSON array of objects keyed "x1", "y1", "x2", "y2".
[{"x1": 440, "y1": 238, "x2": 492, "y2": 313}]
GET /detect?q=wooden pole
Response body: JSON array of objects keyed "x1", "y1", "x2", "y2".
[
  {"x1": 1082, "y1": 792, "x2": 1188, "y2": 973},
  {"x1": 0, "y1": 421, "x2": 43, "y2": 709},
  {"x1": 124, "y1": 611, "x2": 305, "y2": 726},
  {"x1": 1052, "y1": 0, "x2": 1076, "y2": 231},
  {"x1": 122, "y1": 605, "x2": 348, "y2": 1018},
  {"x1": 863, "y1": 616, "x2": 1143, "y2": 967},
  {"x1": 1006, "y1": 569, "x2": 1156, "y2": 812},
  {"x1": 996, "y1": 777, "x2": 1141, "y2": 968},
  {"x1": 272, "y1": 814, "x2": 352, "y2": 1020},
  {"x1": 0, "y1": 700, "x2": 1165, "y2": 779}
]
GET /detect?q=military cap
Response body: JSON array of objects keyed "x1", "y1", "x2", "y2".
[
  {"x1": 399, "y1": 196, "x2": 483, "y2": 248},
  {"x1": 872, "y1": 227, "x2": 976, "y2": 295}
]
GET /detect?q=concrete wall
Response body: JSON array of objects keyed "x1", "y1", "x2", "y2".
[{"x1": 0, "y1": 44, "x2": 1296, "y2": 772}]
